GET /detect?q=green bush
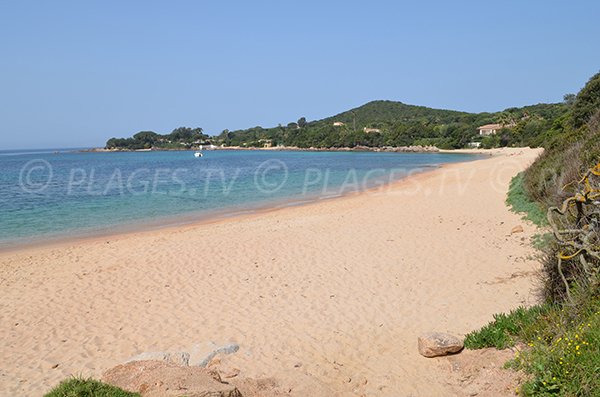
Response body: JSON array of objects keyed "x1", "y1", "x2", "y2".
[
  {"x1": 44, "y1": 377, "x2": 139, "y2": 397},
  {"x1": 571, "y1": 71, "x2": 600, "y2": 129}
]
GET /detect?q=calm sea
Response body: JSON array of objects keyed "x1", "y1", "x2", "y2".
[{"x1": 0, "y1": 149, "x2": 479, "y2": 248}]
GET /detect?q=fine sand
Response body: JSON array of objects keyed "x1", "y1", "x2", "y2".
[{"x1": 0, "y1": 147, "x2": 543, "y2": 396}]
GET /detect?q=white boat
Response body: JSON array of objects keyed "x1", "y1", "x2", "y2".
[{"x1": 194, "y1": 151, "x2": 203, "y2": 158}]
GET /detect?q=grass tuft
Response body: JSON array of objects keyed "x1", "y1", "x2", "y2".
[
  {"x1": 506, "y1": 172, "x2": 548, "y2": 227},
  {"x1": 44, "y1": 377, "x2": 139, "y2": 397},
  {"x1": 466, "y1": 296, "x2": 600, "y2": 396},
  {"x1": 464, "y1": 305, "x2": 551, "y2": 349},
  {"x1": 531, "y1": 232, "x2": 553, "y2": 251}
]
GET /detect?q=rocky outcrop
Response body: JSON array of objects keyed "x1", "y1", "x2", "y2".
[
  {"x1": 126, "y1": 351, "x2": 190, "y2": 366},
  {"x1": 377, "y1": 145, "x2": 439, "y2": 153},
  {"x1": 190, "y1": 342, "x2": 240, "y2": 368},
  {"x1": 418, "y1": 332, "x2": 464, "y2": 357},
  {"x1": 214, "y1": 145, "x2": 440, "y2": 153},
  {"x1": 124, "y1": 342, "x2": 240, "y2": 369},
  {"x1": 102, "y1": 360, "x2": 243, "y2": 397}
]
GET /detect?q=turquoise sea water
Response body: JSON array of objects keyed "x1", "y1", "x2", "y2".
[{"x1": 0, "y1": 149, "x2": 479, "y2": 248}]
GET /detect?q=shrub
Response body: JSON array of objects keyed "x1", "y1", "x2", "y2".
[
  {"x1": 571, "y1": 71, "x2": 600, "y2": 129},
  {"x1": 44, "y1": 377, "x2": 139, "y2": 397}
]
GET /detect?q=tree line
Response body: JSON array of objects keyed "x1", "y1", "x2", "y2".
[
  {"x1": 106, "y1": 127, "x2": 210, "y2": 150},
  {"x1": 105, "y1": 100, "x2": 570, "y2": 150}
]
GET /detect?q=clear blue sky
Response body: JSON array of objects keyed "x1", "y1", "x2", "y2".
[{"x1": 1, "y1": 1, "x2": 599, "y2": 149}]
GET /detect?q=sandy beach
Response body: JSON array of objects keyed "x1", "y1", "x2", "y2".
[{"x1": 0, "y1": 147, "x2": 543, "y2": 396}]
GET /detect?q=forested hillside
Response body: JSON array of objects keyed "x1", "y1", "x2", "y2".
[
  {"x1": 216, "y1": 100, "x2": 567, "y2": 149},
  {"x1": 105, "y1": 100, "x2": 568, "y2": 150}
]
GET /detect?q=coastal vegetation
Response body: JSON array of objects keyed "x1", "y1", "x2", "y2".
[
  {"x1": 44, "y1": 377, "x2": 139, "y2": 397},
  {"x1": 105, "y1": 127, "x2": 208, "y2": 150},
  {"x1": 105, "y1": 101, "x2": 569, "y2": 150},
  {"x1": 506, "y1": 173, "x2": 548, "y2": 227},
  {"x1": 466, "y1": 71, "x2": 600, "y2": 397}
]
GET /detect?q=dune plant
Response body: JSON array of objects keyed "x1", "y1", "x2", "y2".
[{"x1": 44, "y1": 377, "x2": 139, "y2": 397}]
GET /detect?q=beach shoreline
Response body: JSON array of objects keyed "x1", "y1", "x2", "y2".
[
  {"x1": 0, "y1": 150, "x2": 489, "y2": 254},
  {"x1": 82, "y1": 144, "x2": 442, "y2": 153},
  {"x1": 0, "y1": 147, "x2": 543, "y2": 396}
]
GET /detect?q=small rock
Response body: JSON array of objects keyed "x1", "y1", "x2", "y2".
[
  {"x1": 511, "y1": 225, "x2": 524, "y2": 234},
  {"x1": 51, "y1": 364, "x2": 59, "y2": 369},
  {"x1": 418, "y1": 332, "x2": 464, "y2": 358}
]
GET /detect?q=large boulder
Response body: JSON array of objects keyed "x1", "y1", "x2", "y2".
[
  {"x1": 418, "y1": 332, "x2": 464, "y2": 358},
  {"x1": 102, "y1": 360, "x2": 242, "y2": 397}
]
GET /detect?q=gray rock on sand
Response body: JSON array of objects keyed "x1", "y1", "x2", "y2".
[
  {"x1": 126, "y1": 351, "x2": 190, "y2": 366},
  {"x1": 418, "y1": 332, "x2": 464, "y2": 357},
  {"x1": 190, "y1": 342, "x2": 241, "y2": 367}
]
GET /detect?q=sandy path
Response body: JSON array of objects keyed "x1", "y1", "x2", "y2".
[{"x1": 0, "y1": 147, "x2": 542, "y2": 396}]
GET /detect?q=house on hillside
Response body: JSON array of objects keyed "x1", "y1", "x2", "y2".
[
  {"x1": 333, "y1": 121, "x2": 345, "y2": 126},
  {"x1": 363, "y1": 127, "x2": 381, "y2": 133},
  {"x1": 477, "y1": 123, "x2": 503, "y2": 136},
  {"x1": 258, "y1": 139, "x2": 272, "y2": 148}
]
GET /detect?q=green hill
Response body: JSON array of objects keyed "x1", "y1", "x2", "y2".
[
  {"x1": 216, "y1": 100, "x2": 567, "y2": 149},
  {"x1": 105, "y1": 99, "x2": 568, "y2": 150},
  {"x1": 318, "y1": 100, "x2": 472, "y2": 126}
]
